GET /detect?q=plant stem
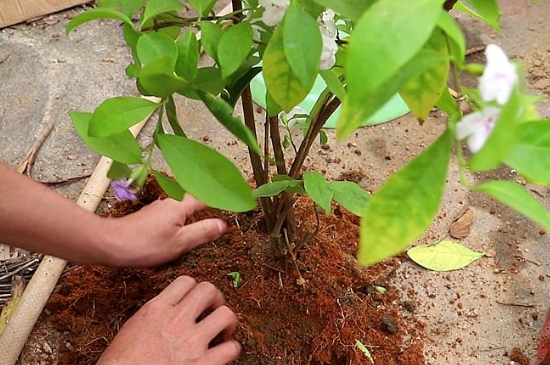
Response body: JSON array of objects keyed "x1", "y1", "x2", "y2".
[
  {"x1": 289, "y1": 95, "x2": 340, "y2": 179},
  {"x1": 241, "y1": 87, "x2": 274, "y2": 229},
  {"x1": 268, "y1": 115, "x2": 288, "y2": 175},
  {"x1": 231, "y1": 0, "x2": 244, "y2": 20},
  {"x1": 268, "y1": 113, "x2": 297, "y2": 248}
]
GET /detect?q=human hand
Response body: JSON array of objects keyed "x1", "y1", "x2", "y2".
[
  {"x1": 103, "y1": 194, "x2": 227, "y2": 267},
  {"x1": 97, "y1": 276, "x2": 241, "y2": 365}
]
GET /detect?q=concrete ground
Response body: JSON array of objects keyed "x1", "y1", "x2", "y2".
[{"x1": 1, "y1": 1, "x2": 550, "y2": 364}]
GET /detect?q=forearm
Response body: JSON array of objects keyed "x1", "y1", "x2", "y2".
[{"x1": 0, "y1": 162, "x2": 114, "y2": 264}]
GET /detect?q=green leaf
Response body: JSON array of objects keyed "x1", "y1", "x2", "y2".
[
  {"x1": 273, "y1": 174, "x2": 305, "y2": 194},
  {"x1": 197, "y1": 91, "x2": 261, "y2": 155},
  {"x1": 456, "y1": 0, "x2": 501, "y2": 31},
  {"x1": 175, "y1": 31, "x2": 199, "y2": 81},
  {"x1": 437, "y1": 11, "x2": 465, "y2": 64},
  {"x1": 338, "y1": 48, "x2": 448, "y2": 140},
  {"x1": 177, "y1": 67, "x2": 225, "y2": 99},
  {"x1": 358, "y1": 130, "x2": 452, "y2": 266},
  {"x1": 263, "y1": 21, "x2": 309, "y2": 112},
  {"x1": 188, "y1": 0, "x2": 217, "y2": 16},
  {"x1": 218, "y1": 23, "x2": 253, "y2": 79},
  {"x1": 303, "y1": 171, "x2": 333, "y2": 215},
  {"x1": 346, "y1": 0, "x2": 443, "y2": 95},
  {"x1": 330, "y1": 181, "x2": 371, "y2": 217},
  {"x1": 99, "y1": 0, "x2": 146, "y2": 16},
  {"x1": 355, "y1": 340, "x2": 374, "y2": 364},
  {"x1": 200, "y1": 21, "x2": 223, "y2": 61},
  {"x1": 469, "y1": 89, "x2": 521, "y2": 171},
  {"x1": 66, "y1": 8, "x2": 133, "y2": 34},
  {"x1": 319, "y1": 130, "x2": 328, "y2": 145},
  {"x1": 320, "y1": 70, "x2": 346, "y2": 102},
  {"x1": 473, "y1": 180, "x2": 550, "y2": 232},
  {"x1": 504, "y1": 121, "x2": 550, "y2": 184},
  {"x1": 283, "y1": 0, "x2": 322, "y2": 90},
  {"x1": 151, "y1": 170, "x2": 185, "y2": 201},
  {"x1": 131, "y1": 164, "x2": 149, "y2": 187},
  {"x1": 141, "y1": 0, "x2": 184, "y2": 27},
  {"x1": 123, "y1": 22, "x2": 141, "y2": 56},
  {"x1": 157, "y1": 134, "x2": 255, "y2": 212},
  {"x1": 107, "y1": 160, "x2": 132, "y2": 180},
  {"x1": 337, "y1": 0, "x2": 444, "y2": 139},
  {"x1": 165, "y1": 96, "x2": 186, "y2": 136},
  {"x1": 311, "y1": 0, "x2": 373, "y2": 22},
  {"x1": 253, "y1": 179, "x2": 301, "y2": 198},
  {"x1": 70, "y1": 111, "x2": 142, "y2": 163},
  {"x1": 266, "y1": 91, "x2": 283, "y2": 116},
  {"x1": 138, "y1": 57, "x2": 188, "y2": 97},
  {"x1": 436, "y1": 86, "x2": 461, "y2": 117},
  {"x1": 137, "y1": 32, "x2": 178, "y2": 67},
  {"x1": 223, "y1": 67, "x2": 262, "y2": 107},
  {"x1": 89, "y1": 97, "x2": 160, "y2": 137},
  {"x1": 400, "y1": 28, "x2": 449, "y2": 121},
  {"x1": 120, "y1": 0, "x2": 146, "y2": 16},
  {"x1": 227, "y1": 272, "x2": 242, "y2": 288},
  {"x1": 407, "y1": 240, "x2": 486, "y2": 272}
]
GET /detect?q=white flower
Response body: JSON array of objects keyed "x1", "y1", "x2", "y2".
[
  {"x1": 319, "y1": 33, "x2": 337, "y2": 71},
  {"x1": 317, "y1": 9, "x2": 336, "y2": 38},
  {"x1": 259, "y1": 0, "x2": 289, "y2": 27},
  {"x1": 456, "y1": 106, "x2": 500, "y2": 153},
  {"x1": 479, "y1": 44, "x2": 518, "y2": 105}
]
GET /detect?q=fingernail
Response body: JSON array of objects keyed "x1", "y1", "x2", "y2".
[{"x1": 216, "y1": 219, "x2": 227, "y2": 234}]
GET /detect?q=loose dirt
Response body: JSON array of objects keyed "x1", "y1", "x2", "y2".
[{"x1": 43, "y1": 177, "x2": 426, "y2": 365}]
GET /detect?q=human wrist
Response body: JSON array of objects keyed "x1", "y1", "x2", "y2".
[{"x1": 85, "y1": 215, "x2": 128, "y2": 267}]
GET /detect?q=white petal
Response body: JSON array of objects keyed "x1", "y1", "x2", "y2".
[
  {"x1": 319, "y1": 34, "x2": 337, "y2": 70},
  {"x1": 259, "y1": 0, "x2": 289, "y2": 26},
  {"x1": 479, "y1": 44, "x2": 518, "y2": 105},
  {"x1": 456, "y1": 111, "x2": 486, "y2": 140},
  {"x1": 456, "y1": 107, "x2": 500, "y2": 153},
  {"x1": 318, "y1": 9, "x2": 336, "y2": 37}
]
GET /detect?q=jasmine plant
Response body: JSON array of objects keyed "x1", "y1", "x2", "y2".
[{"x1": 66, "y1": 0, "x2": 550, "y2": 267}]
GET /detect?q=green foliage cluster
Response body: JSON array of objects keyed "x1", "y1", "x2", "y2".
[{"x1": 67, "y1": 0, "x2": 550, "y2": 267}]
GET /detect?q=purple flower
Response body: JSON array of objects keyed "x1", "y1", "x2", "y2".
[{"x1": 111, "y1": 179, "x2": 137, "y2": 201}]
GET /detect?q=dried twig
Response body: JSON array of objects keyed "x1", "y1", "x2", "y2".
[
  {"x1": 16, "y1": 116, "x2": 54, "y2": 176},
  {"x1": 495, "y1": 300, "x2": 535, "y2": 308},
  {"x1": 465, "y1": 45, "x2": 487, "y2": 56},
  {"x1": 39, "y1": 174, "x2": 92, "y2": 186}
]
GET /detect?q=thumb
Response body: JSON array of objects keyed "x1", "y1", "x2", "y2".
[{"x1": 177, "y1": 218, "x2": 227, "y2": 252}]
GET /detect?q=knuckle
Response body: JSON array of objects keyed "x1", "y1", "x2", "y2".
[
  {"x1": 196, "y1": 281, "x2": 217, "y2": 295},
  {"x1": 175, "y1": 275, "x2": 197, "y2": 287},
  {"x1": 216, "y1": 305, "x2": 237, "y2": 322}
]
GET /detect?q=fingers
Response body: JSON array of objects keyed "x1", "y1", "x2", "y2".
[
  {"x1": 196, "y1": 305, "x2": 238, "y2": 339},
  {"x1": 176, "y1": 281, "x2": 225, "y2": 320},
  {"x1": 179, "y1": 194, "x2": 207, "y2": 219},
  {"x1": 178, "y1": 218, "x2": 227, "y2": 251},
  {"x1": 149, "y1": 276, "x2": 197, "y2": 306},
  {"x1": 153, "y1": 194, "x2": 206, "y2": 223},
  {"x1": 198, "y1": 340, "x2": 242, "y2": 365}
]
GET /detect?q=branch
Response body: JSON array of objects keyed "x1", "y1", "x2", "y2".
[{"x1": 289, "y1": 94, "x2": 340, "y2": 178}]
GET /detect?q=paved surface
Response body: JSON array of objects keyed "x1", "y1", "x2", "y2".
[{"x1": 1, "y1": 1, "x2": 550, "y2": 364}]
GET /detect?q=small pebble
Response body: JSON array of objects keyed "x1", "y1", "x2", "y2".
[{"x1": 42, "y1": 342, "x2": 52, "y2": 354}]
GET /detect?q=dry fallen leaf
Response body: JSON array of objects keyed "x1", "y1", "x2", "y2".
[{"x1": 449, "y1": 208, "x2": 474, "y2": 239}]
